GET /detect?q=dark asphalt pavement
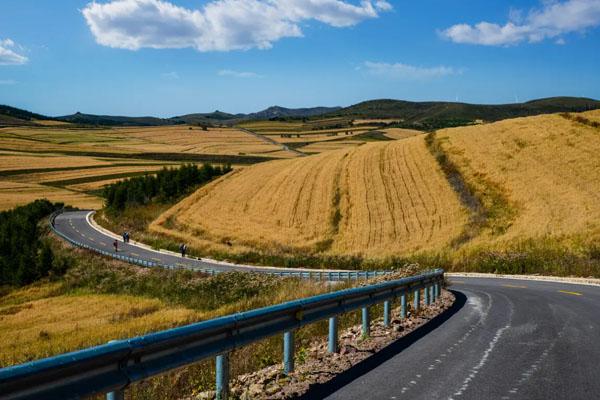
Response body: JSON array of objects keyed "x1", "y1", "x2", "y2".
[
  {"x1": 317, "y1": 278, "x2": 600, "y2": 400},
  {"x1": 53, "y1": 210, "x2": 329, "y2": 274},
  {"x1": 54, "y1": 211, "x2": 600, "y2": 399}
]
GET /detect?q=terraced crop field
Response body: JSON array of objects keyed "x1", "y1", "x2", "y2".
[
  {"x1": 151, "y1": 136, "x2": 468, "y2": 257},
  {"x1": 437, "y1": 113, "x2": 600, "y2": 245}
]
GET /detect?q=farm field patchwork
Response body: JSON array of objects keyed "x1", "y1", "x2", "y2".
[
  {"x1": 0, "y1": 124, "x2": 295, "y2": 210},
  {"x1": 0, "y1": 125, "x2": 288, "y2": 157},
  {"x1": 0, "y1": 180, "x2": 102, "y2": 210},
  {"x1": 151, "y1": 136, "x2": 469, "y2": 258}
]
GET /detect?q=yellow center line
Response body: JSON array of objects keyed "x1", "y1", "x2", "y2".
[
  {"x1": 502, "y1": 284, "x2": 527, "y2": 289},
  {"x1": 450, "y1": 280, "x2": 465, "y2": 284},
  {"x1": 89, "y1": 238, "x2": 95, "y2": 242},
  {"x1": 100, "y1": 242, "x2": 107, "y2": 246},
  {"x1": 131, "y1": 253, "x2": 140, "y2": 257},
  {"x1": 152, "y1": 258, "x2": 161, "y2": 261},
  {"x1": 559, "y1": 290, "x2": 582, "y2": 296}
]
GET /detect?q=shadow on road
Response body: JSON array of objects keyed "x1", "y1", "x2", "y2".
[{"x1": 298, "y1": 290, "x2": 467, "y2": 400}]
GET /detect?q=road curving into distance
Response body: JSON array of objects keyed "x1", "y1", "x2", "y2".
[
  {"x1": 54, "y1": 210, "x2": 600, "y2": 399},
  {"x1": 53, "y1": 210, "x2": 344, "y2": 274}
]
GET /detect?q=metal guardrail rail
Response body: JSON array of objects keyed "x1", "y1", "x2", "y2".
[
  {"x1": 0, "y1": 267, "x2": 444, "y2": 400},
  {"x1": 48, "y1": 210, "x2": 392, "y2": 281}
]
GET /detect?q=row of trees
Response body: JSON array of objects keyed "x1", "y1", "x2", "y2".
[
  {"x1": 103, "y1": 163, "x2": 232, "y2": 210},
  {"x1": 0, "y1": 199, "x2": 64, "y2": 286}
]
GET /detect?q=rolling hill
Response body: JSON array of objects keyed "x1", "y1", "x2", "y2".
[
  {"x1": 327, "y1": 96, "x2": 600, "y2": 129},
  {"x1": 3, "y1": 97, "x2": 598, "y2": 128},
  {"x1": 151, "y1": 109, "x2": 600, "y2": 271}
]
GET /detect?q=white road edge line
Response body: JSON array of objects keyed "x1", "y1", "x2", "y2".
[{"x1": 447, "y1": 272, "x2": 600, "y2": 288}]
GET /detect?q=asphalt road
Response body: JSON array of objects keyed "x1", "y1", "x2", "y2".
[
  {"x1": 53, "y1": 210, "x2": 327, "y2": 274},
  {"x1": 314, "y1": 277, "x2": 600, "y2": 400},
  {"x1": 55, "y1": 211, "x2": 600, "y2": 399}
]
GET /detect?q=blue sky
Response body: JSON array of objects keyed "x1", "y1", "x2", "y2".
[{"x1": 0, "y1": 0, "x2": 599, "y2": 117}]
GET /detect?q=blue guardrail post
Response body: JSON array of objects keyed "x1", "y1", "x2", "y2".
[
  {"x1": 106, "y1": 339, "x2": 124, "y2": 400},
  {"x1": 383, "y1": 300, "x2": 391, "y2": 328},
  {"x1": 414, "y1": 288, "x2": 420, "y2": 312},
  {"x1": 362, "y1": 307, "x2": 370, "y2": 337},
  {"x1": 435, "y1": 282, "x2": 441, "y2": 299},
  {"x1": 328, "y1": 316, "x2": 338, "y2": 353},
  {"x1": 424, "y1": 284, "x2": 430, "y2": 305},
  {"x1": 106, "y1": 390, "x2": 124, "y2": 400},
  {"x1": 283, "y1": 330, "x2": 295, "y2": 374},
  {"x1": 430, "y1": 285, "x2": 435, "y2": 303},
  {"x1": 401, "y1": 292, "x2": 407, "y2": 319},
  {"x1": 216, "y1": 353, "x2": 229, "y2": 400}
]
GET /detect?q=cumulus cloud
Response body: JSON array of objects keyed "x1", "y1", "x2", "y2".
[
  {"x1": 82, "y1": 0, "x2": 392, "y2": 52},
  {"x1": 218, "y1": 69, "x2": 262, "y2": 78},
  {"x1": 0, "y1": 39, "x2": 28, "y2": 65},
  {"x1": 441, "y1": 0, "x2": 600, "y2": 46},
  {"x1": 363, "y1": 61, "x2": 460, "y2": 80}
]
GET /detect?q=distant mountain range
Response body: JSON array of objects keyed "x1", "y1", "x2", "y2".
[{"x1": 1, "y1": 97, "x2": 599, "y2": 128}]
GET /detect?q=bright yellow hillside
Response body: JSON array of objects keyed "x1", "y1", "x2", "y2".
[
  {"x1": 151, "y1": 136, "x2": 468, "y2": 257},
  {"x1": 437, "y1": 113, "x2": 600, "y2": 244}
]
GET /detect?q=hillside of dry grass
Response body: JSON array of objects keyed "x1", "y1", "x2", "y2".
[{"x1": 151, "y1": 136, "x2": 468, "y2": 259}]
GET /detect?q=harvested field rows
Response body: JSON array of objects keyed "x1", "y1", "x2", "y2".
[
  {"x1": 152, "y1": 137, "x2": 468, "y2": 257},
  {"x1": 0, "y1": 152, "x2": 112, "y2": 171},
  {"x1": 13, "y1": 165, "x2": 175, "y2": 184},
  {"x1": 381, "y1": 128, "x2": 423, "y2": 140},
  {"x1": 0, "y1": 181, "x2": 102, "y2": 210},
  {"x1": 0, "y1": 126, "x2": 288, "y2": 158},
  {"x1": 438, "y1": 113, "x2": 600, "y2": 244}
]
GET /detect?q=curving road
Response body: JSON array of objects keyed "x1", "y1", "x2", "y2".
[
  {"x1": 314, "y1": 277, "x2": 600, "y2": 400},
  {"x1": 54, "y1": 211, "x2": 600, "y2": 399},
  {"x1": 53, "y1": 210, "x2": 338, "y2": 274}
]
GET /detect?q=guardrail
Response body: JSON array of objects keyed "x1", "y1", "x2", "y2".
[
  {"x1": 49, "y1": 210, "x2": 392, "y2": 281},
  {"x1": 0, "y1": 268, "x2": 444, "y2": 400}
]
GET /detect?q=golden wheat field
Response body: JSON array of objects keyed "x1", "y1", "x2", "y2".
[
  {"x1": 0, "y1": 181, "x2": 103, "y2": 210},
  {"x1": 151, "y1": 136, "x2": 468, "y2": 257},
  {"x1": 0, "y1": 123, "x2": 295, "y2": 210},
  {"x1": 0, "y1": 151, "x2": 113, "y2": 171},
  {"x1": 381, "y1": 128, "x2": 423, "y2": 140},
  {"x1": 0, "y1": 286, "x2": 200, "y2": 366},
  {"x1": 437, "y1": 113, "x2": 600, "y2": 244},
  {"x1": 0, "y1": 126, "x2": 288, "y2": 157},
  {"x1": 580, "y1": 109, "x2": 600, "y2": 123}
]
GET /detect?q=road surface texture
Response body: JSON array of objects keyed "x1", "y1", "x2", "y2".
[
  {"x1": 313, "y1": 277, "x2": 600, "y2": 400},
  {"x1": 53, "y1": 210, "x2": 325, "y2": 274},
  {"x1": 54, "y1": 211, "x2": 600, "y2": 399}
]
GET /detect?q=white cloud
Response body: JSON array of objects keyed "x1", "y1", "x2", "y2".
[
  {"x1": 82, "y1": 0, "x2": 392, "y2": 52},
  {"x1": 218, "y1": 69, "x2": 262, "y2": 78},
  {"x1": 0, "y1": 39, "x2": 28, "y2": 65},
  {"x1": 161, "y1": 71, "x2": 180, "y2": 79},
  {"x1": 442, "y1": 0, "x2": 600, "y2": 46},
  {"x1": 363, "y1": 61, "x2": 460, "y2": 80}
]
